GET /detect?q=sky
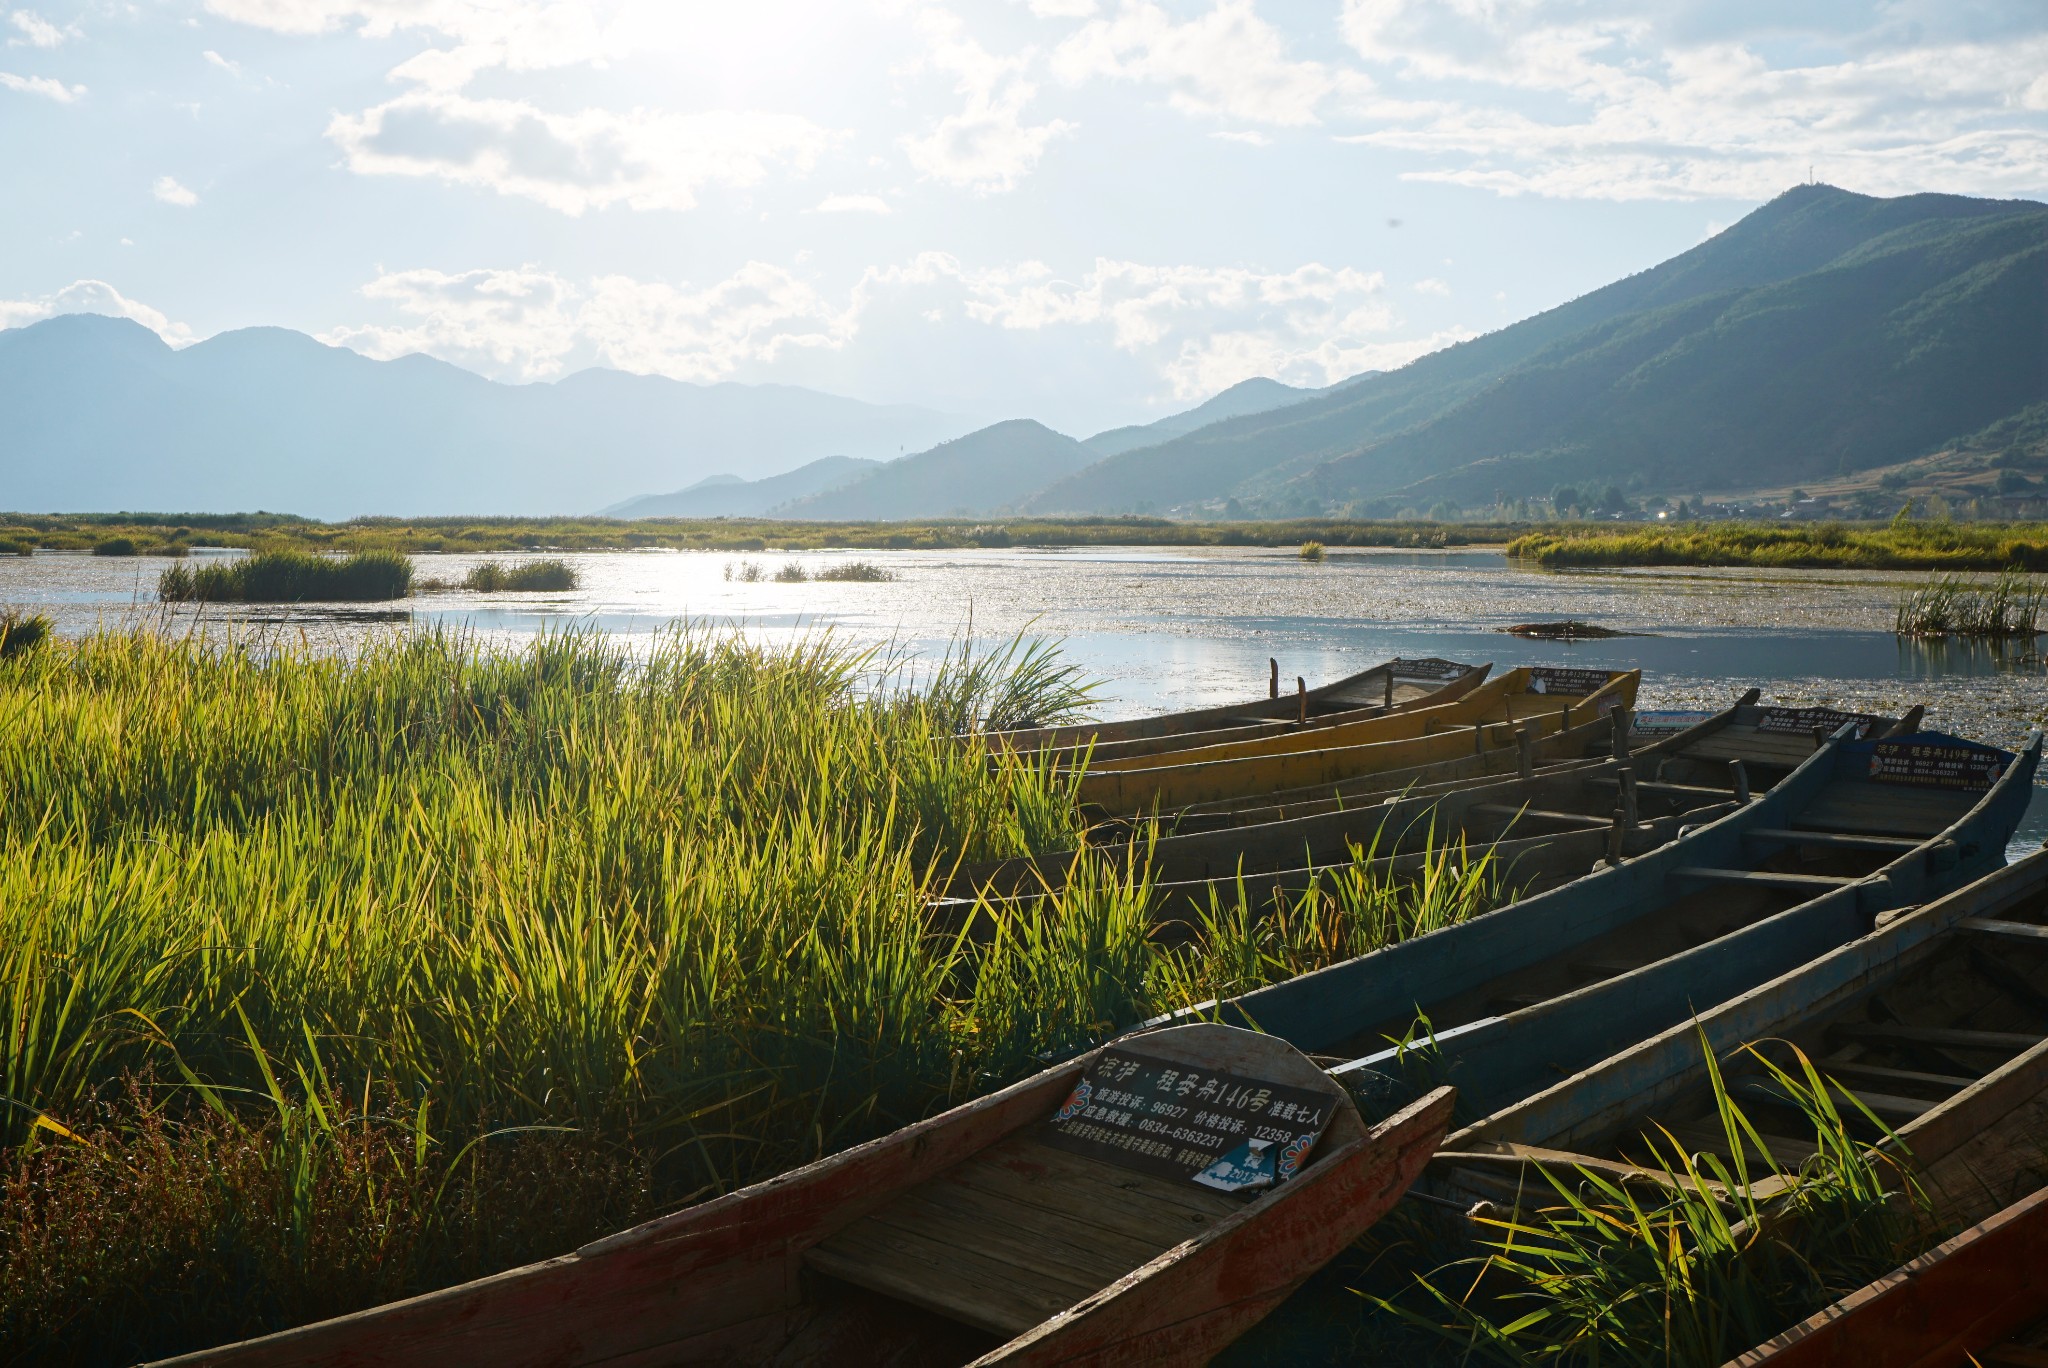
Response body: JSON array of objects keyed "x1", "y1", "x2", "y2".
[{"x1": 3, "y1": 0, "x2": 2046, "y2": 438}]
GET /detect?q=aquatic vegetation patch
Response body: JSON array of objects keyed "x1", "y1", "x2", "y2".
[
  {"x1": 1509, "y1": 522, "x2": 2048, "y2": 571},
  {"x1": 1300, "y1": 540, "x2": 1327, "y2": 561},
  {"x1": 815, "y1": 560, "x2": 896, "y2": 582},
  {"x1": 458, "y1": 558, "x2": 580, "y2": 592},
  {"x1": 1894, "y1": 569, "x2": 2046, "y2": 637},
  {"x1": 158, "y1": 548, "x2": 414, "y2": 602}
]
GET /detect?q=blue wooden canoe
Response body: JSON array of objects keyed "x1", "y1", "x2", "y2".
[
  {"x1": 1158, "y1": 726, "x2": 2040, "y2": 1125},
  {"x1": 1439, "y1": 839, "x2": 2048, "y2": 1229}
]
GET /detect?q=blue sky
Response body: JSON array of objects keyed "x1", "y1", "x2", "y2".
[{"x1": 4, "y1": 0, "x2": 2046, "y2": 436}]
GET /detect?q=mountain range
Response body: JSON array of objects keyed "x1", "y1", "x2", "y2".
[
  {"x1": 3, "y1": 185, "x2": 2041, "y2": 521},
  {"x1": 0, "y1": 319, "x2": 972, "y2": 519},
  {"x1": 1023, "y1": 184, "x2": 2047, "y2": 515}
]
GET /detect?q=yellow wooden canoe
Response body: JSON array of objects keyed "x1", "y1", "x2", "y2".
[
  {"x1": 1075, "y1": 668, "x2": 1640, "y2": 814},
  {"x1": 1037, "y1": 660, "x2": 1491, "y2": 767},
  {"x1": 984, "y1": 655, "x2": 1486, "y2": 755}
]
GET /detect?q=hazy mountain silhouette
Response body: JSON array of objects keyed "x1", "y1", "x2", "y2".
[
  {"x1": 1023, "y1": 185, "x2": 2048, "y2": 514},
  {"x1": 0, "y1": 317, "x2": 972, "y2": 518},
  {"x1": 776, "y1": 420, "x2": 1097, "y2": 519},
  {"x1": 1081, "y1": 377, "x2": 1329, "y2": 458},
  {"x1": 605, "y1": 456, "x2": 883, "y2": 518}
]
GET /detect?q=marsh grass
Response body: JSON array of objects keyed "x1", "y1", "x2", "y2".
[
  {"x1": 1509, "y1": 522, "x2": 2048, "y2": 571},
  {"x1": 92, "y1": 537, "x2": 138, "y2": 557},
  {"x1": 460, "y1": 558, "x2": 580, "y2": 592},
  {"x1": 774, "y1": 560, "x2": 810, "y2": 582},
  {"x1": 1300, "y1": 541, "x2": 1328, "y2": 561},
  {"x1": 816, "y1": 560, "x2": 896, "y2": 582},
  {"x1": 0, "y1": 608, "x2": 51, "y2": 659},
  {"x1": 724, "y1": 559, "x2": 764, "y2": 582},
  {"x1": 1381, "y1": 1042, "x2": 1930, "y2": 1367},
  {"x1": 0, "y1": 622, "x2": 1521, "y2": 1358},
  {"x1": 158, "y1": 548, "x2": 414, "y2": 602},
  {"x1": 1894, "y1": 569, "x2": 2047, "y2": 637}
]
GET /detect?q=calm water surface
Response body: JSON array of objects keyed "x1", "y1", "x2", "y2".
[{"x1": 10, "y1": 544, "x2": 2045, "y2": 847}]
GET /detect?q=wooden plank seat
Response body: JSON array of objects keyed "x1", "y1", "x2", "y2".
[
  {"x1": 1743, "y1": 827, "x2": 1922, "y2": 853},
  {"x1": 807, "y1": 1134, "x2": 1239, "y2": 1336}
]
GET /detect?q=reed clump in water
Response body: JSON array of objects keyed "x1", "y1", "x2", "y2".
[
  {"x1": 1894, "y1": 569, "x2": 2046, "y2": 637},
  {"x1": 158, "y1": 548, "x2": 414, "y2": 602},
  {"x1": 0, "y1": 622, "x2": 1517, "y2": 1359},
  {"x1": 459, "y1": 558, "x2": 580, "y2": 592},
  {"x1": 1300, "y1": 540, "x2": 1327, "y2": 561},
  {"x1": 1379, "y1": 1042, "x2": 1931, "y2": 1367},
  {"x1": 816, "y1": 560, "x2": 895, "y2": 582}
]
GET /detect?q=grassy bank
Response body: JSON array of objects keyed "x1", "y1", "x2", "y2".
[
  {"x1": 0, "y1": 624, "x2": 1510, "y2": 1363},
  {"x1": 1508, "y1": 521, "x2": 2048, "y2": 571},
  {"x1": 0, "y1": 511, "x2": 1520, "y2": 555}
]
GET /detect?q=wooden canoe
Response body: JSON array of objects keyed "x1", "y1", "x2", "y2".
[
  {"x1": 1721, "y1": 1181, "x2": 2048, "y2": 1368},
  {"x1": 981, "y1": 656, "x2": 1489, "y2": 755},
  {"x1": 1076, "y1": 668, "x2": 1643, "y2": 814},
  {"x1": 950, "y1": 691, "x2": 1833, "y2": 902},
  {"x1": 1439, "y1": 845, "x2": 2048, "y2": 1233},
  {"x1": 1173, "y1": 697, "x2": 1919, "y2": 828},
  {"x1": 1145, "y1": 727, "x2": 2039, "y2": 1126},
  {"x1": 151, "y1": 1026, "x2": 1453, "y2": 1368},
  {"x1": 1029, "y1": 660, "x2": 1494, "y2": 768}
]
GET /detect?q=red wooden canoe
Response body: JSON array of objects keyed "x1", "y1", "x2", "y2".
[
  {"x1": 153, "y1": 1025, "x2": 1453, "y2": 1368},
  {"x1": 1724, "y1": 1181, "x2": 2048, "y2": 1367}
]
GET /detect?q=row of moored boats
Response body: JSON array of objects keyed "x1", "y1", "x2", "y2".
[{"x1": 161, "y1": 656, "x2": 2048, "y2": 1366}]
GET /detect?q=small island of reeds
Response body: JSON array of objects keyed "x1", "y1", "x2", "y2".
[
  {"x1": 159, "y1": 548, "x2": 414, "y2": 602},
  {"x1": 1895, "y1": 569, "x2": 2047, "y2": 637}
]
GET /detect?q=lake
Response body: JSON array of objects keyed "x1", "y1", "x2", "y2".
[{"x1": 9, "y1": 542, "x2": 2045, "y2": 848}]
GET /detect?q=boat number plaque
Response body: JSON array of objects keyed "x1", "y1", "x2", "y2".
[
  {"x1": 1859, "y1": 735, "x2": 2009, "y2": 791},
  {"x1": 1632, "y1": 709, "x2": 1714, "y2": 735},
  {"x1": 1043, "y1": 1048, "x2": 1334, "y2": 1194},
  {"x1": 1756, "y1": 706, "x2": 1881, "y2": 738},
  {"x1": 1389, "y1": 657, "x2": 1474, "y2": 683},
  {"x1": 1528, "y1": 666, "x2": 1610, "y2": 696}
]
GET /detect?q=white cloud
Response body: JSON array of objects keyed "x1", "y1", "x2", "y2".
[
  {"x1": 325, "y1": 262, "x2": 859, "y2": 383},
  {"x1": 900, "y1": 8, "x2": 1073, "y2": 193},
  {"x1": 0, "y1": 70, "x2": 82, "y2": 100},
  {"x1": 153, "y1": 175, "x2": 199, "y2": 206},
  {"x1": 0, "y1": 280, "x2": 195, "y2": 344},
  {"x1": 1334, "y1": 0, "x2": 2048, "y2": 201},
  {"x1": 326, "y1": 92, "x2": 839, "y2": 215},
  {"x1": 880, "y1": 253, "x2": 1400, "y2": 397},
  {"x1": 203, "y1": 0, "x2": 610, "y2": 78},
  {"x1": 202, "y1": 49, "x2": 241, "y2": 75},
  {"x1": 324, "y1": 250, "x2": 1427, "y2": 400},
  {"x1": 1412, "y1": 276, "x2": 1449, "y2": 295},
  {"x1": 8, "y1": 9, "x2": 70, "y2": 47},
  {"x1": 811, "y1": 193, "x2": 892, "y2": 214},
  {"x1": 1028, "y1": 0, "x2": 1097, "y2": 16},
  {"x1": 1052, "y1": 0, "x2": 1364, "y2": 126},
  {"x1": 1211, "y1": 129, "x2": 1269, "y2": 145}
]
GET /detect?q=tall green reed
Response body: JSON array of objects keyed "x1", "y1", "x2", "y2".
[{"x1": 1383, "y1": 1041, "x2": 1928, "y2": 1368}]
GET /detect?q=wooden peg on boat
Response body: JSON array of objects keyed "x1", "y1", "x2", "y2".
[
  {"x1": 1296, "y1": 677, "x2": 1308, "y2": 725},
  {"x1": 1617, "y1": 767, "x2": 1638, "y2": 828},
  {"x1": 1517, "y1": 721, "x2": 1538, "y2": 779},
  {"x1": 1611, "y1": 706, "x2": 1633, "y2": 761},
  {"x1": 1269, "y1": 658, "x2": 1279, "y2": 699},
  {"x1": 1731, "y1": 759, "x2": 1752, "y2": 804}
]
